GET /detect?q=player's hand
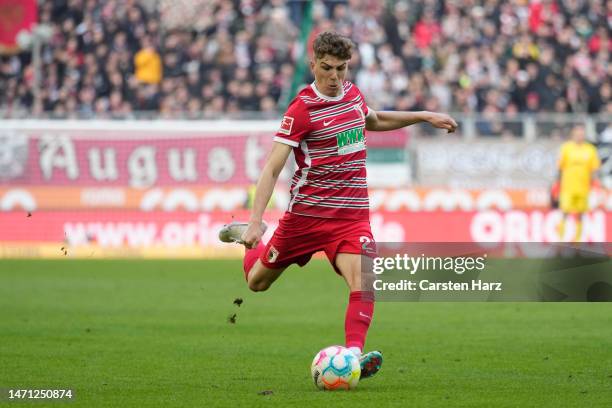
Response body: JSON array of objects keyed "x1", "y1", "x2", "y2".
[
  {"x1": 242, "y1": 221, "x2": 264, "y2": 249},
  {"x1": 426, "y1": 112, "x2": 458, "y2": 133}
]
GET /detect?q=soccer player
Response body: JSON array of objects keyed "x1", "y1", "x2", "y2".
[
  {"x1": 556, "y1": 124, "x2": 601, "y2": 241},
  {"x1": 219, "y1": 32, "x2": 457, "y2": 379}
]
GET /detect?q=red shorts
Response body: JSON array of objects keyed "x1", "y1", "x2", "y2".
[{"x1": 260, "y1": 212, "x2": 374, "y2": 274}]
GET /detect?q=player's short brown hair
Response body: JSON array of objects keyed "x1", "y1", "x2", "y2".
[{"x1": 313, "y1": 31, "x2": 354, "y2": 60}]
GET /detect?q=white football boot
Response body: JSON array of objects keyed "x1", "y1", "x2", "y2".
[{"x1": 218, "y1": 221, "x2": 267, "y2": 245}]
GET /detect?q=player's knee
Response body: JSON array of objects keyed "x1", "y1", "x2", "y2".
[
  {"x1": 248, "y1": 279, "x2": 270, "y2": 292},
  {"x1": 344, "y1": 273, "x2": 362, "y2": 292},
  {"x1": 348, "y1": 280, "x2": 361, "y2": 292}
]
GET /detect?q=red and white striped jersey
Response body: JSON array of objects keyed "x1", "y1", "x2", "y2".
[{"x1": 274, "y1": 81, "x2": 372, "y2": 220}]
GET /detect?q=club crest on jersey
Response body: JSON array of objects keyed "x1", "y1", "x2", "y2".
[
  {"x1": 353, "y1": 104, "x2": 366, "y2": 121},
  {"x1": 267, "y1": 246, "x2": 280, "y2": 263},
  {"x1": 279, "y1": 116, "x2": 294, "y2": 135},
  {"x1": 336, "y1": 127, "x2": 365, "y2": 155}
]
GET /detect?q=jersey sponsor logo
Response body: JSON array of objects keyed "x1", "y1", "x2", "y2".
[
  {"x1": 323, "y1": 119, "x2": 335, "y2": 126},
  {"x1": 267, "y1": 246, "x2": 280, "y2": 263},
  {"x1": 336, "y1": 127, "x2": 365, "y2": 155},
  {"x1": 279, "y1": 116, "x2": 294, "y2": 135}
]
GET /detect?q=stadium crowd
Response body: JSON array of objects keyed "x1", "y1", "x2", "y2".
[{"x1": 0, "y1": 0, "x2": 610, "y2": 119}]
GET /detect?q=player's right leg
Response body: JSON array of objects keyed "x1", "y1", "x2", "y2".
[
  {"x1": 558, "y1": 192, "x2": 574, "y2": 241},
  {"x1": 245, "y1": 259, "x2": 287, "y2": 292},
  {"x1": 558, "y1": 193, "x2": 587, "y2": 242},
  {"x1": 218, "y1": 221, "x2": 287, "y2": 292},
  {"x1": 573, "y1": 195, "x2": 589, "y2": 242}
]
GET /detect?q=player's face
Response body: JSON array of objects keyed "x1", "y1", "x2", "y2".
[
  {"x1": 311, "y1": 55, "x2": 349, "y2": 97},
  {"x1": 571, "y1": 126, "x2": 586, "y2": 143}
]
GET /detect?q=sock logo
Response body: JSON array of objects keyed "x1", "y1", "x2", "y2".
[
  {"x1": 359, "y1": 312, "x2": 371, "y2": 321},
  {"x1": 267, "y1": 246, "x2": 279, "y2": 263}
]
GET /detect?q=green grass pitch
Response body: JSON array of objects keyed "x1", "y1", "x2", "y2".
[{"x1": 1, "y1": 259, "x2": 611, "y2": 407}]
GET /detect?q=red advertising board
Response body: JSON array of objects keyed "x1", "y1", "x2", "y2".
[
  {"x1": 6, "y1": 132, "x2": 271, "y2": 186},
  {"x1": 0, "y1": 185, "x2": 581, "y2": 211},
  {"x1": 0, "y1": 126, "x2": 408, "y2": 187},
  {"x1": 1, "y1": 210, "x2": 609, "y2": 258}
]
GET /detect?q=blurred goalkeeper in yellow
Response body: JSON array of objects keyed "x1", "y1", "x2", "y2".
[{"x1": 556, "y1": 124, "x2": 601, "y2": 241}]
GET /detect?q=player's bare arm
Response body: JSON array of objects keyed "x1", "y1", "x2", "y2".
[
  {"x1": 365, "y1": 110, "x2": 458, "y2": 133},
  {"x1": 242, "y1": 142, "x2": 293, "y2": 248}
]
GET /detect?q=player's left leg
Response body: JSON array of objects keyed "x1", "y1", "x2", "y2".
[{"x1": 335, "y1": 252, "x2": 382, "y2": 379}]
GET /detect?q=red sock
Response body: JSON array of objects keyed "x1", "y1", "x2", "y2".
[
  {"x1": 243, "y1": 242, "x2": 264, "y2": 281},
  {"x1": 345, "y1": 291, "x2": 375, "y2": 351}
]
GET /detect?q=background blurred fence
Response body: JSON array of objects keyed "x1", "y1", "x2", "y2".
[{"x1": 2, "y1": 111, "x2": 610, "y2": 139}]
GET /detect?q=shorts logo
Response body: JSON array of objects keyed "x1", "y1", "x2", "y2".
[
  {"x1": 360, "y1": 236, "x2": 376, "y2": 255},
  {"x1": 279, "y1": 116, "x2": 294, "y2": 135},
  {"x1": 267, "y1": 246, "x2": 280, "y2": 263}
]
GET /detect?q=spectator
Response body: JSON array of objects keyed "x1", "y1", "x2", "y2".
[
  {"x1": 134, "y1": 36, "x2": 161, "y2": 84},
  {"x1": 413, "y1": 9, "x2": 441, "y2": 50}
]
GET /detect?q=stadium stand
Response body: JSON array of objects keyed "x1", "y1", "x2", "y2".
[{"x1": 0, "y1": 0, "x2": 610, "y2": 118}]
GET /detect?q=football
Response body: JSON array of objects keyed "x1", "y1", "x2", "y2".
[{"x1": 311, "y1": 345, "x2": 361, "y2": 390}]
